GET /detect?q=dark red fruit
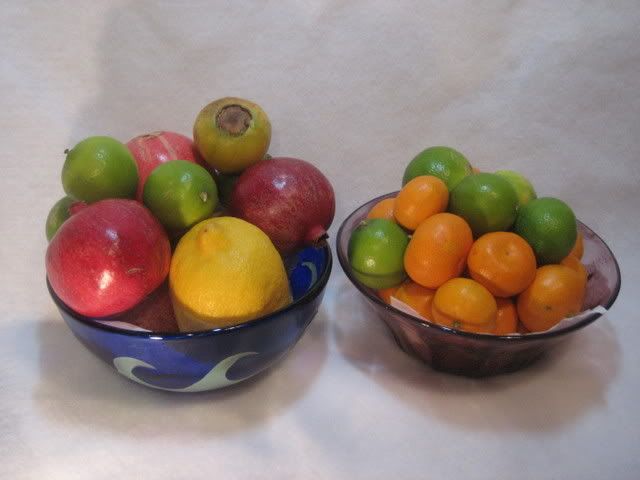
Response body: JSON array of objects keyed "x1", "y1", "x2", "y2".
[
  {"x1": 230, "y1": 157, "x2": 335, "y2": 253},
  {"x1": 110, "y1": 282, "x2": 178, "y2": 332}
]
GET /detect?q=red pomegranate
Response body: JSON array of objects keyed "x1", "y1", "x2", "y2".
[
  {"x1": 230, "y1": 157, "x2": 335, "y2": 253},
  {"x1": 46, "y1": 199, "x2": 171, "y2": 317},
  {"x1": 110, "y1": 282, "x2": 178, "y2": 332},
  {"x1": 127, "y1": 131, "x2": 206, "y2": 200}
]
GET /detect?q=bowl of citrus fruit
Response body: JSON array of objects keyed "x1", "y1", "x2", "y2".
[
  {"x1": 337, "y1": 146, "x2": 620, "y2": 377},
  {"x1": 45, "y1": 97, "x2": 334, "y2": 392}
]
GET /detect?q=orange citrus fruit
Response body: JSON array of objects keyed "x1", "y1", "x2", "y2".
[
  {"x1": 560, "y1": 254, "x2": 588, "y2": 290},
  {"x1": 404, "y1": 213, "x2": 473, "y2": 289},
  {"x1": 432, "y1": 278, "x2": 497, "y2": 333},
  {"x1": 393, "y1": 176, "x2": 449, "y2": 231},
  {"x1": 393, "y1": 280, "x2": 436, "y2": 319},
  {"x1": 568, "y1": 231, "x2": 584, "y2": 259},
  {"x1": 367, "y1": 197, "x2": 396, "y2": 220},
  {"x1": 467, "y1": 231, "x2": 537, "y2": 297},
  {"x1": 377, "y1": 285, "x2": 400, "y2": 304},
  {"x1": 517, "y1": 265, "x2": 586, "y2": 332},
  {"x1": 494, "y1": 297, "x2": 518, "y2": 335},
  {"x1": 517, "y1": 322, "x2": 530, "y2": 334}
]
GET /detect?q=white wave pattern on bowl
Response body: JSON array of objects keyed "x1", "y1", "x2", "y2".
[{"x1": 113, "y1": 352, "x2": 258, "y2": 392}]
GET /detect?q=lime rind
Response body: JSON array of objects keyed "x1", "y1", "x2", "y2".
[
  {"x1": 495, "y1": 170, "x2": 537, "y2": 208},
  {"x1": 62, "y1": 136, "x2": 138, "y2": 203},
  {"x1": 352, "y1": 269, "x2": 407, "y2": 290},
  {"x1": 348, "y1": 219, "x2": 409, "y2": 276},
  {"x1": 449, "y1": 173, "x2": 518, "y2": 237},
  {"x1": 143, "y1": 160, "x2": 219, "y2": 231},
  {"x1": 514, "y1": 197, "x2": 577, "y2": 265},
  {"x1": 402, "y1": 146, "x2": 471, "y2": 189},
  {"x1": 45, "y1": 196, "x2": 75, "y2": 241}
]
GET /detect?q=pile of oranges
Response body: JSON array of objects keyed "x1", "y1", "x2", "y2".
[{"x1": 349, "y1": 146, "x2": 587, "y2": 335}]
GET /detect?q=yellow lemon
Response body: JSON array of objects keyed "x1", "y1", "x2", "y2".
[{"x1": 169, "y1": 216, "x2": 292, "y2": 331}]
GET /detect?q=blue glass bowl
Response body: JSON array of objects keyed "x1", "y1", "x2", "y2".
[{"x1": 47, "y1": 245, "x2": 331, "y2": 392}]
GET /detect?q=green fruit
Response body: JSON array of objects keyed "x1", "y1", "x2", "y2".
[
  {"x1": 514, "y1": 197, "x2": 577, "y2": 265},
  {"x1": 143, "y1": 160, "x2": 218, "y2": 231},
  {"x1": 495, "y1": 170, "x2": 537, "y2": 208},
  {"x1": 448, "y1": 173, "x2": 519, "y2": 237},
  {"x1": 45, "y1": 196, "x2": 75, "y2": 241},
  {"x1": 62, "y1": 136, "x2": 138, "y2": 202},
  {"x1": 348, "y1": 218, "x2": 409, "y2": 289},
  {"x1": 193, "y1": 97, "x2": 271, "y2": 174},
  {"x1": 402, "y1": 146, "x2": 471, "y2": 189}
]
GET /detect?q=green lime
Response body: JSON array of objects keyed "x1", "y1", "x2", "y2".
[
  {"x1": 495, "y1": 170, "x2": 537, "y2": 208},
  {"x1": 514, "y1": 197, "x2": 577, "y2": 265},
  {"x1": 348, "y1": 218, "x2": 409, "y2": 289},
  {"x1": 45, "y1": 196, "x2": 75, "y2": 241},
  {"x1": 143, "y1": 160, "x2": 218, "y2": 230},
  {"x1": 402, "y1": 146, "x2": 471, "y2": 189},
  {"x1": 448, "y1": 173, "x2": 519, "y2": 237},
  {"x1": 62, "y1": 136, "x2": 138, "y2": 202}
]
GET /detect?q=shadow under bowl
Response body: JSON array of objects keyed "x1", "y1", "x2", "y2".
[
  {"x1": 47, "y1": 245, "x2": 332, "y2": 392},
  {"x1": 336, "y1": 192, "x2": 621, "y2": 377}
]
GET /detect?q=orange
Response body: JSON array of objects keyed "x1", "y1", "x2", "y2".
[
  {"x1": 467, "y1": 232, "x2": 537, "y2": 297},
  {"x1": 393, "y1": 176, "x2": 449, "y2": 230},
  {"x1": 393, "y1": 280, "x2": 436, "y2": 319},
  {"x1": 560, "y1": 254, "x2": 588, "y2": 290},
  {"x1": 569, "y1": 231, "x2": 584, "y2": 259},
  {"x1": 377, "y1": 285, "x2": 399, "y2": 304},
  {"x1": 517, "y1": 322, "x2": 530, "y2": 334},
  {"x1": 432, "y1": 278, "x2": 497, "y2": 333},
  {"x1": 367, "y1": 197, "x2": 396, "y2": 221},
  {"x1": 404, "y1": 213, "x2": 473, "y2": 289},
  {"x1": 517, "y1": 265, "x2": 586, "y2": 333},
  {"x1": 494, "y1": 297, "x2": 518, "y2": 335}
]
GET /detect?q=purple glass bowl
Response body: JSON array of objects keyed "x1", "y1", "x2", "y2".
[{"x1": 336, "y1": 192, "x2": 621, "y2": 377}]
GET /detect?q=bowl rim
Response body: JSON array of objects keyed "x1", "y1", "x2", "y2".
[
  {"x1": 336, "y1": 191, "x2": 621, "y2": 343},
  {"x1": 47, "y1": 242, "x2": 333, "y2": 340}
]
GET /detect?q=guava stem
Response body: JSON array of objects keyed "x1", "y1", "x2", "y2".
[{"x1": 216, "y1": 105, "x2": 251, "y2": 136}]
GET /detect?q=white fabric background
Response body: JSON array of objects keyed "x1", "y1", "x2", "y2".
[{"x1": 1, "y1": 1, "x2": 639, "y2": 478}]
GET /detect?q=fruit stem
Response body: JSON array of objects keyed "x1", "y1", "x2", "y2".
[{"x1": 216, "y1": 105, "x2": 251, "y2": 136}]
